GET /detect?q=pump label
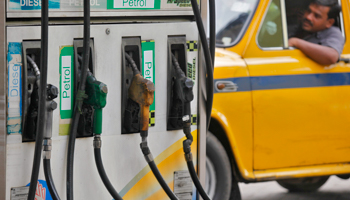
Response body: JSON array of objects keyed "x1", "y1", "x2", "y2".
[
  {"x1": 8, "y1": 0, "x2": 60, "y2": 10},
  {"x1": 174, "y1": 170, "x2": 193, "y2": 200},
  {"x1": 167, "y1": 0, "x2": 191, "y2": 7},
  {"x1": 142, "y1": 40, "x2": 156, "y2": 127},
  {"x1": 59, "y1": 46, "x2": 74, "y2": 135},
  {"x1": 107, "y1": 0, "x2": 160, "y2": 9},
  {"x1": 7, "y1": 42, "x2": 22, "y2": 135}
]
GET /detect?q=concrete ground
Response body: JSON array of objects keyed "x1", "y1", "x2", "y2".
[{"x1": 239, "y1": 176, "x2": 350, "y2": 200}]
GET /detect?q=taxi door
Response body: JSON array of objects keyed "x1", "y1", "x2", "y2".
[{"x1": 243, "y1": 0, "x2": 350, "y2": 170}]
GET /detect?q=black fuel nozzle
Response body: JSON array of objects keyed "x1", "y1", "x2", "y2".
[
  {"x1": 47, "y1": 84, "x2": 58, "y2": 101},
  {"x1": 44, "y1": 84, "x2": 58, "y2": 139},
  {"x1": 43, "y1": 84, "x2": 58, "y2": 158},
  {"x1": 171, "y1": 53, "x2": 194, "y2": 137}
]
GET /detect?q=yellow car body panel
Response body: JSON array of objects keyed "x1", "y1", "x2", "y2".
[{"x1": 214, "y1": 0, "x2": 350, "y2": 181}]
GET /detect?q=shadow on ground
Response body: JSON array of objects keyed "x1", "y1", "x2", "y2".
[{"x1": 239, "y1": 176, "x2": 350, "y2": 200}]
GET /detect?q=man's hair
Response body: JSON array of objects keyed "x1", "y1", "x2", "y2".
[{"x1": 312, "y1": 0, "x2": 341, "y2": 20}]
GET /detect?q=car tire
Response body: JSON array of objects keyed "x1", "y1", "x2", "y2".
[
  {"x1": 206, "y1": 132, "x2": 241, "y2": 200},
  {"x1": 276, "y1": 176, "x2": 329, "y2": 192}
]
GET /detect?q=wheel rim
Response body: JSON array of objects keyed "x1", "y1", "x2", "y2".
[{"x1": 205, "y1": 156, "x2": 217, "y2": 199}]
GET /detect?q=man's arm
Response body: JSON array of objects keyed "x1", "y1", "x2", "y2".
[{"x1": 288, "y1": 37, "x2": 339, "y2": 65}]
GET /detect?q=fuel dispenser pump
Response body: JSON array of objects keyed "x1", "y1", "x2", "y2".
[
  {"x1": 171, "y1": 54, "x2": 211, "y2": 200},
  {"x1": 82, "y1": 72, "x2": 124, "y2": 200},
  {"x1": 42, "y1": 84, "x2": 60, "y2": 200},
  {"x1": 125, "y1": 53, "x2": 179, "y2": 200}
]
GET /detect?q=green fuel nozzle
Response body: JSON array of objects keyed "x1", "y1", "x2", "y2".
[{"x1": 85, "y1": 72, "x2": 108, "y2": 135}]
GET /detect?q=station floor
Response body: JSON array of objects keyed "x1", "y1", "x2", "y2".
[{"x1": 240, "y1": 176, "x2": 350, "y2": 200}]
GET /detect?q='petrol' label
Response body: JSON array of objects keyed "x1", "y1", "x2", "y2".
[
  {"x1": 59, "y1": 46, "x2": 74, "y2": 136},
  {"x1": 142, "y1": 40, "x2": 156, "y2": 126},
  {"x1": 115, "y1": 0, "x2": 153, "y2": 8},
  {"x1": 108, "y1": 0, "x2": 160, "y2": 9}
]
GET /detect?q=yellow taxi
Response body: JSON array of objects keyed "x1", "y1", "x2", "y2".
[{"x1": 206, "y1": 0, "x2": 350, "y2": 199}]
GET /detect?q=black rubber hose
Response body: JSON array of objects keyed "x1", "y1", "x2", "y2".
[
  {"x1": 125, "y1": 52, "x2": 141, "y2": 75},
  {"x1": 27, "y1": 0, "x2": 48, "y2": 198},
  {"x1": 148, "y1": 160, "x2": 179, "y2": 200},
  {"x1": 187, "y1": 160, "x2": 211, "y2": 200},
  {"x1": 66, "y1": 0, "x2": 90, "y2": 198},
  {"x1": 43, "y1": 159, "x2": 61, "y2": 200},
  {"x1": 94, "y1": 148, "x2": 123, "y2": 200},
  {"x1": 190, "y1": 0, "x2": 214, "y2": 129},
  {"x1": 209, "y1": 0, "x2": 216, "y2": 67}
]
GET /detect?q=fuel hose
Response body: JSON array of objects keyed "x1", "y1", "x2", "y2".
[
  {"x1": 27, "y1": 0, "x2": 49, "y2": 198},
  {"x1": 190, "y1": 0, "x2": 214, "y2": 129},
  {"x1": 189, "y1": 0, "x2": 216, "y2": 197},
  {"x1": 140, "y1": 135, "x2": 179, "y2": 200},
  {"x1": 43, "y1": 159, "x2": 60, "y2": 200},
  {"x1": 66, "y1": 0, "x2": 90, "y2": 198},
  {"x1": 94, "y1": 136, "x2": 123, "y2": 200},
  {"x1": 209, "y1": 0, "x2": 216, "y2": 66}
]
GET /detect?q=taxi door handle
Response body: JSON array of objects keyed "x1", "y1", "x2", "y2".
[{"x1": 215, "y1": 81, "x2": 238, "y2": 92}]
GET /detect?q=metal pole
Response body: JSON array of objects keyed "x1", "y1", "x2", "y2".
[
  {"x1": 198, "y1": 0, "x2": 208, "y2": 199},
  {"x1": 0, "y1": 0, "x2": 7, "y2": 198}
]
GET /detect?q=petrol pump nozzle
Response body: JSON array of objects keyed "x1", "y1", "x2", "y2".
[
  {"x1": 43, "y1": 84, "x2": 58, "y2": 143},
  {"x1": 125, "y1": 52, "x2": 154, "y2": 138},
  {"x1": 125, "y1": 53, "x2": 178, "y2": 200},
  {"x1": 42, "y1": 84, "x2": 61, "y2": 200},
  {"x1": 84, "y1": 72, "x2": 108, "y2": 135},
  {"x1": 171, "y1": 53, "x2": 194, "y2": 138}
]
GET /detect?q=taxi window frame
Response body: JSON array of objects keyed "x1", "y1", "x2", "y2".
[
  {"x1": 257, "y1": 0, "x2": 346, "y2": 51},
  {"x1": 256, "y1": 0, "x2": 286, "y2": 50},
  {"x1": 215, "y1": 0, "x2": 260, "y2": 48},
  {"x1": 338, "y1": 0, "x2": 345, "y2": 40}
]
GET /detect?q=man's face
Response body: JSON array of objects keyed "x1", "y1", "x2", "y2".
[{"x1": 302, "y1": 3, "x2": 335, "y2": 32}]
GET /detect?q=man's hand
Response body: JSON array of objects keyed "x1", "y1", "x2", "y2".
[
  {"x1": 288, "y1": 37, "x2": 301, "y2": 48},
  {"x1": 288, "y1": 37, "x2": 339, "y2": 65}
]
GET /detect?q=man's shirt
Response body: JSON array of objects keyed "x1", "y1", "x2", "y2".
[{"x1": 303, "y1": 26, "x2": 345, "y2": 56}]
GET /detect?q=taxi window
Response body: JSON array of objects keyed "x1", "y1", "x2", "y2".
[
  {"x1": 257, "y1": 0, "x2": 284, "y2": 48},
  {"x1": 285, "y1": 0, "x2": 344, "y2": 39},
  {"x1": 258, "y1": 0, "x2": 345, "y2": 49},
  {"x1": 216, "y1": 0, "x2": 259, "y2": 47}
]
